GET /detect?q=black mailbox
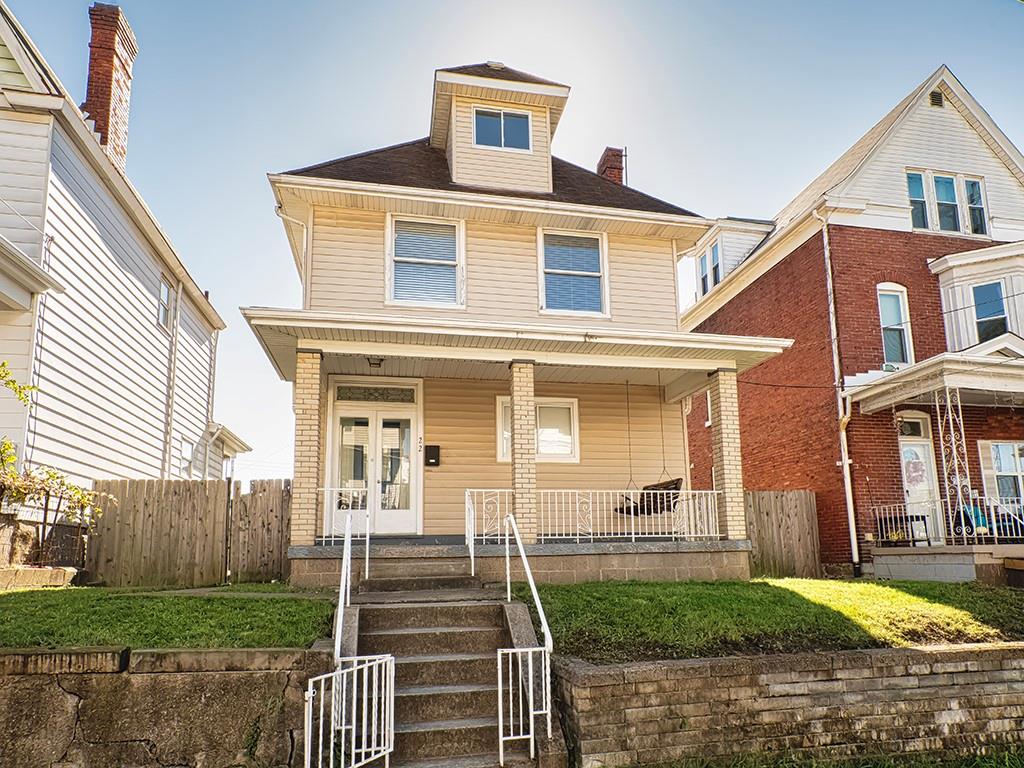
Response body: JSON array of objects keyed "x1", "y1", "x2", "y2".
[{"x1": 424, "y1": 445, "x2": 441, "y2": 466}]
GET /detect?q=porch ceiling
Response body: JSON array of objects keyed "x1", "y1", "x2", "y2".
[
  {"x1": 850, "y1": 352, "x2": 1024, "y2": 414},
  {"x1": 242, "y1": 308, "x2": 793, "y2": 398}
]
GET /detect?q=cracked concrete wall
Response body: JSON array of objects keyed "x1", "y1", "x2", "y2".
[{"x1": 0, "y1": 648, "x2": 333, "y2": 768}]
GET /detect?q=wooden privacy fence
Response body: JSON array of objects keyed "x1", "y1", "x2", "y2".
[
  {"x1": 86, "y1": 479, "x2": 290, "y2": 588},
  {"x1": 745, "y1": 489, "x2": 820, "y2": 578}
]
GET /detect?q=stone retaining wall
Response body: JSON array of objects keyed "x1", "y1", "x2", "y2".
[
  {"x1": 0, "y1": 647, "x2": 332, "y2": 768},
  {"x1": 554, "y1": 642, "x2": 1024, "y2": 767}
]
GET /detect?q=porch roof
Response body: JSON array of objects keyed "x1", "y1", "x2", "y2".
[
  {"x1": 242, "y1": 308, "x2": 792, "y2": 398},
  {"x1": 849, "y1": 337, "x2": 1024, "y2": 414}
]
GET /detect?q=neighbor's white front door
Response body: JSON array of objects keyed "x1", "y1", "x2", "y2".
[
  {"x1": 333, "y1": 405, "x2": 418, "y2": 536},
  {"x1": 898, "y1": 430, "x2": 942, "y2": 544}
]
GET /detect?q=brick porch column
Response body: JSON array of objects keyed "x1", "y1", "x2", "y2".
[
  {"x1": 510, "y1": 360, "x2": 537, "y2": 543},
  {"x1": 709, "y1": 368, "x2": 747, "y2": 540},
  {"x1": 291, "y1": 350, "x2": 323, "y2": 547}
]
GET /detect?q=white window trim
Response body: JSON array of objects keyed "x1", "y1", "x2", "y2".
[
  {"x1": 698, "y1": 238, "x2": 723, "y2": 297},
  {"x1": 982, "y1": 440, "x2": 1024, "y2": 501},
  {"x1": 471, "y1": 105, "x2": 533, "y2": 154},
  {"x1": 877, "y1": 282, "x2": 915, "y2": 368},
  {"x1": 157, "y1": 276, "x2": 174, "y2": 332},
  {"x1": 969, "y1": 277, "x2": 1009, "y2": 345},
  {"x1": 704, "y1": 389, "x2": 712, "y2": 428},
  {"x1": 905, "y1": 168, "x2": 991, "y2": 240},
  {"x1": 496, "y1": 395, "x2": 580, "y2": 463},
  {"x1": 536, "y1": 228, "x2": 611, "y2": 319},
  {"x1": 896, "y1": 410, "x2": 932, "y2": 439},
  {"x1": 384, "y1": 212, "x2": 467, "y2": 309}
]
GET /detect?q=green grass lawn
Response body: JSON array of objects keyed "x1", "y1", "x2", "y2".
[
  {"x1": 517, "y1": 578, "x2": 1024, "y2": 663},
  {"x1": 0, "y1": 587, "x2": 335, "y2": 649}
]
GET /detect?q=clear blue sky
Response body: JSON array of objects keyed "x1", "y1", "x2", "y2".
[{"x1": 10, "y1": 0, "x2": 1023, "y2": 480}]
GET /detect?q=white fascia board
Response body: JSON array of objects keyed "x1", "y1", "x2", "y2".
[
  {"x1": 678, "y1": 218, "x2": 776, "y2": 258},
  {"x1": 241, "y1": 306, "x2": 794, "y2": 357},
  {"x1": 678, "y1": 211, "x2": 823, "y2": 330},
  {"x1": 3, "y1": 91, "x2": 63, "y2": 112},
  {"x1": 0, "y1": 232, "x2": 62, "y2": 299},
  {"x1": 434, "y1": 71, "x2": 570, "y2": 99},
  {"x1": 928, "y1": 240, "x2": 1024, "y2": 275},
  {"x1": 206, "y1": 422, "x2": 252, "y2": 456},
  {"x1": 269, "y1": 174, "x2": 712, "y2": 232}
]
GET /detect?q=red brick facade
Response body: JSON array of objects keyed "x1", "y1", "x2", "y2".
[{"x1": 688, "y1": 223, "x2": 1024, "y2": 565}]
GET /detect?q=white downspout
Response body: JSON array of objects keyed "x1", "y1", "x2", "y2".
[{"x1": 812, "y1": 207, "x2": 861, "y2": 574}]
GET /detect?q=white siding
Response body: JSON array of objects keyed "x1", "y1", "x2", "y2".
[
  {"x1": 0, "y1": 111, "x2": 51, "y2": 454},
  {"x1": 720, "y1": 230, "x2": 765, "y2": 278},
  {"x1": 307, "y1": 207, "x2": 680, "y2": 331},
  {"x1": 169, "y1": 300, "x2": 217, "y2": 479},
  {"x1": 0, "y1": 40, "x2": 30, "y2": 90},
  {"x1": 936, "y1": 258, "x2": 1024, "y2": 351},
  {"x1": 842, "y1": 91, "x2": 1024, "y2": 239},
  {"x1": 28, "y1": 125, "x2": 214, "y2": 484}
]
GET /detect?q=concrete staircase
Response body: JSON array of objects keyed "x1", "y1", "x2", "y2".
[{"x1": 356, "y1": 561, "x2": 534, "y2": 768}]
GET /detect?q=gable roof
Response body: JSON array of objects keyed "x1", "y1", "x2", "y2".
[
  {"x1": 437, "y1": 62, "x2": 566, "y2": 88},
  {"x1": 285, "y1": 138, "x2": 698, "y2": 216}
]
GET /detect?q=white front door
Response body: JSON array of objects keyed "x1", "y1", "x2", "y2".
[
  {"x1": 332, "y1": 405, "x2": 419, "y2": 536},
  {"x1": 898, "y1": 419, "x2": 942, "y2": 544}
]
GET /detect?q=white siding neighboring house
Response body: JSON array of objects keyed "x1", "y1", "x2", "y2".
[{"x1": 0, "y1": 2, "x2": 247, "y2": 486}]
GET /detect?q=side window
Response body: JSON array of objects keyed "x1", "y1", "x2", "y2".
[
  {"x1": 158, "y1": 277, "x2": 174, "y2": 330},
  {"x1": 877, "y1": 283, "x2": 913, "y2": 367}
]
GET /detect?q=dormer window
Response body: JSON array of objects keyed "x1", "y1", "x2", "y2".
[
  {"x1": 698, "y1": 240, "x2": 722, "y2": 296},
  {"x1": 473, "y1": 107, "x2": 531, "y2": 151}
]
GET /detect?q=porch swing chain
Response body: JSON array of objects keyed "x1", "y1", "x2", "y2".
[
  {"x1": 657, "y1": 371, "x2": 671, "y2": 482},
  {"x1": 624, "y1": 380, "x2": 638, "y2": 491}
]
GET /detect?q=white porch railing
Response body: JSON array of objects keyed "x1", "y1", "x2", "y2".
[
  {"x1": 871, "y1": 497, "x2": 1024, "y2": 547},
  {"x1": 321, "y1": 488, "x2": 371, "y2": 579},
  {"x1": 498, "y1": 512, "x2": 552, "y2": 766},
  {"x1": 305, "y1": 510, "x2": 394, "y2": 768}
]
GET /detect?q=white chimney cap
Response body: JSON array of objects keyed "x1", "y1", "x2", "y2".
[{"x1": 485, "y1": 61, "x2": 505, "y2": 70}]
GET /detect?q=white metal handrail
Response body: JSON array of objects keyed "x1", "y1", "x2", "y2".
[
  {"x1": 305, "y1": 508, "x2": 393, "y2": 768},
  {"x1": 321, "y1": 488, "x2": 371, "y2": 580},
  {"x1": 498, "y1": 512, "x2": 552, "y2": 766}
]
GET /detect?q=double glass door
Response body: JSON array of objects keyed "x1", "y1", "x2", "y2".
[{"x1": 334, "y1": 408, "x2": 417, "y2": 535}]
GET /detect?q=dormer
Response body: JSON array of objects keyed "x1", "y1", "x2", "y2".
[
  {"x1": 429, "y1": 62, "x2": 569, "y2": 194},
  {"x1": 683, "y1": 217, "x2": 774, "y2": 302}
]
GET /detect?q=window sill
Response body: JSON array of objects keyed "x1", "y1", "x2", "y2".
[
  {"x1": 911, "y1": 227, "x2": 992, "y2": 241},
  {"x1": 539, "y1": 308, "x2": 610, "y2": 320},
  {"x1": 385, "y1": 299, "x2": 467, "y2": 310},
  {"x1": 471, "y1": 143, "x2": 533, "y2": 155},
  {"x1": 497, "y1": 455, "x2": 581, "y2": 464}
]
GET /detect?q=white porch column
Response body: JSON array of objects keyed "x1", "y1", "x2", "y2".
[
  {"x1": 291, "y1": 350, "x2": 323, "y2": 548},
  {"x1": 709, "y1": 368, "x2": 747, "y2": 540},
  {"x1": 510, "y1": 360, "x2": 537, "y2": 543}
]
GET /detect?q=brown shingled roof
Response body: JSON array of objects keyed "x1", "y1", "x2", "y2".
[
  {"x1": 437, "y1": 63, "x2": 567, "y2": 88},
  {"x1": 285, "y1": 139, "x2": 697, "y2": 217}
]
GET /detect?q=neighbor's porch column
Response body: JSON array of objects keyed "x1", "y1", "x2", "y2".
[
  {"x1": 709, "y1": 368, "x2": 747, "y2": 540},
  {"x1": 510, "y1": 360, "x2": 537, "y2": 543},
  {"x1": 291, "y1": 349, "x2": 323, "y2": 548}
]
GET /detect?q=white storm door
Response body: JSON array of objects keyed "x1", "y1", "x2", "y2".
[
  {"x1": 899, "y1": 439, "x2": 942, "y2": 544},
  {"x1": 373, "y1": 413, "x2": 416, "y2": 534}
]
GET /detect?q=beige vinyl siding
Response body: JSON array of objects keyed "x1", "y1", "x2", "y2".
[
  {"x1": 421, "y1": 378, "x2": 689, "y2": 534},
  {"x1": 0, "y1": 111, "x2": 52, "y2": 454},
  {"x1": 0, "y1": 40, "x2": 30, "y2": 90},
  {"x1": 843, "y1": 91, "x2": 1024, "y2": 235},
  {"x1": 450, "y1": 97, "x2": 551, "y2": 194},
  {"x1": 308, "y1": 208, "x2": 680, "y2": 331},
  {"x1": 27, "y1": 125, "x2": 213, "y2": 484}
]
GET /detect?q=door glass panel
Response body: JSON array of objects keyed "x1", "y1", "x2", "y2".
[
  {"x1": 901, "y1": 444, "x2": 935, "y2": 501},
  {"x1": 338, "y1": 418, "x2": 369, "y2": 509},
  {"x1": 379, "y1": 419, "x2": 411, "y2": 512}
]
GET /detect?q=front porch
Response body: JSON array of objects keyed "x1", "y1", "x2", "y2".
[{"x1": 245, "y1": 311, "x2": 791, "y2": 585}]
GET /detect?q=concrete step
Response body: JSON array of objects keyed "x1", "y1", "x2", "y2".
[
  {"x1": 393, "y1": 717, "x2": 499, "y2": 761},
  {"x1": 360, "y1": 625, "x2": 507, "y2": 656},
  {"x1": 395, "y1": 653, "x2": 495, "y2": 687},
  {"x1": 359, "y1": 575, "x2": 482, "y2": 593},
  {"x1": 360, "y1": 601, "x2": 505, "y2": 631},
  {"x1": 392, "y1": 752, "x2": 533, "y2": 768},
  {"x1": 396, "y1": 683, "x2": 498, "y2": 722},
  {"x1": 369, "y1": 557, "x2": 471, "y2": 578},
  {"x1": 354, "y1": 588, "x2": 499, "y2": 604}
]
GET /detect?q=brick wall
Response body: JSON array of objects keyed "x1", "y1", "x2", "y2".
[
  {"x1": 555, "y1": 642, "x2": 1024, "y2": 767},
  {"x1": 81, "y1": 3, "x2": 138, "y2": 170},
  {"x1": 290, "y1": 351, "x2": 323, "y2": 547}
]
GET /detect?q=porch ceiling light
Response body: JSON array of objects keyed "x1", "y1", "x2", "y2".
[{"x1": 366, "y1": 356, "x2": 384, "y2": 368}]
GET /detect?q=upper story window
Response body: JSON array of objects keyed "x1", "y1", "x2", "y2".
[
  {"x1": 906, "y1": 169, "x2": 990, "y2": 237},
  {"x1": 388, "y1": 217, "x2": 464, "y2": 306},
  {"x1": 497, "y1": 396, "x2": 579, "y2": 463},
  {"x1": 158, "y1": 277, "x2": 174, "y2": 330},
  {"x1": 877, "y1": 283, "x2": 913, "y2": 367},
  {"x1": 973, "y1": 281, "x2": 1007, "y2": 343},
  {"x1": 539, "y1": 231, "x2": 608, "y2": 315},
  {"x1": 698, "y1": 240, "x2": 722, "y2": 297},
  {"x1": 906, "y1": 172, "x2": 929, "y2": 229},
  {"x1": 474, "y1": 108, "x2": 531, "y2": 151}
]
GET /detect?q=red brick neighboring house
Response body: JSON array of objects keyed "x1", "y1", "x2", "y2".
[{"x1": 682, "y1": 66, "x2": 1024, "y2": 580}]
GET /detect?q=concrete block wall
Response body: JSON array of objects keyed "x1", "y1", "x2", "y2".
[{"x1": 555, "y1": 642, "x2": 1024, "y2": 767}]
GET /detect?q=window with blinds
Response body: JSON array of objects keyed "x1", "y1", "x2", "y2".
[
  {"x1": 391, "y1": 219, "x2": 460, "y2": 304},
  {"x1": 541, "y1": 233, "x2": 604, "y2": 314}
]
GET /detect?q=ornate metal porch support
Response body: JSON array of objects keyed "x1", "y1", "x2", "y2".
[{"x1": 934, "y1": 386, "x2": 972, "y2": 543}]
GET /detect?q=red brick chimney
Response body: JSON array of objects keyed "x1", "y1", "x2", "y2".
[
  {"x1": 80, "y1": 3, "x2": 138, "y2": 171},
  {"x1": 597, "y1": 147, "x2": 624, "y2": 184}
]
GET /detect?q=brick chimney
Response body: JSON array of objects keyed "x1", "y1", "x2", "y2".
[
  {"x1": 80, "y1": 3, "x2": 138, "y2": 171},
  {"x1": 597, "y1": 147, "x2": 624, "y2": 184}
]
